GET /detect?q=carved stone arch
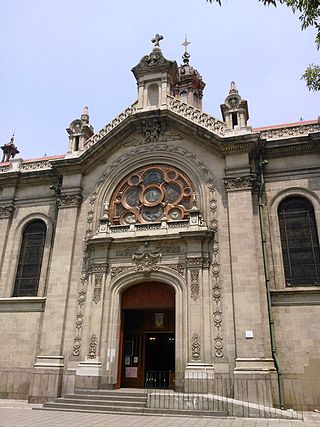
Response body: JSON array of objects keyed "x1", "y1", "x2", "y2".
[
  {"x1": 269, "y1": 187, "x2": 320, "y2": 289},
  {"x1": 8, "y1": 213, "x2": 54, "y2": 297},
  {"x1": 104, "y1": 268, "x2": 186, "y2": 383},
  {"x1": 90, "y1": 144, "x2": 217, "y2": 232}
]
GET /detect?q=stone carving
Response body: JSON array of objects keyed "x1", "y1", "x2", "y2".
[
  {"x1": 132, "y1": 252, "x2": 162, "y2": 274},
  {"x1": 20, "y1": 160, "x2": 52, "y2": 171},
  {"x1": 122, "y1": 132, "x2": 182, "y2": 147},
  {"x1": 190, "y1": 269, "x2": 200, "y2": 302},
  {"x1": 0, "y1": 164, "x2": 12, "y2": 173},
  {"x1": 191, "y1": 333, "x2": 201, "y2": 361},
  {"x1": 167, "y1": 264, "x2": 185, "y2": 277},
  {"x1": 115, "y1": 241, "x2": 180, "y2": 257},
  {"x1": 151, "y1": 33, "x2": 163, "y2": 47},
  {"x1": 207, "y1": 180, "x2": 223, "y2": 358},
  {"x1": 57, "y1": 193, "x2": 83, "y2": 209},
  {"x1": 73, "y1": 247, "x2": 91, "y2": 356},
  {"x1": 168, "y1": 96, "x2": 226, "y2": 136},
  {"x1": 84, "y1": 192, "x2": 97, "y2": 241},
  {"x1": 0, "y1": 205, "x2": 14, "y2": 219},
  {"x1": 141, "y1": 120, "x2": 162, "y2": 143},
  {"x1": 260, "y1": 122, "x2": 320, "y2": 141},
  {"x1": 110, "y1": 266, "x2": 131, "y2": 279},
  {"x1": 186, "y1": 257, "x2": 203, "y2": 268},
  {"x1": 212, "y1": 240, "x2": 223, "y2": 358},
  {"x1": 224, "y1": 175, "x2": 254, "y2": 191},
  {"x1": 93, "y1": 274, "x2": 103, "y2": 304},
  {"x1": 89, "y1": 263, "x2": 108, "y2": 274},
  {"x1": 88, "y1": 334, "x2": 97, "y2": 359}
]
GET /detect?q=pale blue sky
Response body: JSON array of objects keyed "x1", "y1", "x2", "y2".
[{"x1": 0, "y1": 0, "x2": 319, "y2": 159}]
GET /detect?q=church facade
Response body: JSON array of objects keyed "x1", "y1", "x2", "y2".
[{"x1": 0, "y1": 37, "x2": 319, "y2": 409}]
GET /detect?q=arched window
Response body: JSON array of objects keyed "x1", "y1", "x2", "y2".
[
  {"x1": 13, "y1": 220, "x2": 47, "y2": 297},
  {"x1": 278, "y1": 197, "x2": 320, "y2": 286}
]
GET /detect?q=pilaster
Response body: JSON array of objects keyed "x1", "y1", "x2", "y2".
[
  {"x1": 224, "y1": 164, "x2": 276, "y2": 402},
  {"x1": 29, "y1": 187, "x2": 82, "y2": 402}
]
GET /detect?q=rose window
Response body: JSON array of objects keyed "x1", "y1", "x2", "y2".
[{"x1": 110, "y1": 165, "x2": 194, "y2": 224}]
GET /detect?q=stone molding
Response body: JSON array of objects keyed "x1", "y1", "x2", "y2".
[
  {"x1": 167, "y1": 96, "x2": 226, "y2": 136},
  {"x1": 83, "y1": 104, "x2": 137, "y2": 150},
  {"x1": 0, "y1": 297, "x2": 46, "y2": 312},
  {"x1": 224, "y1": 175, "x2": 254, "y2": 191},
  {"x1": 20, "y1": 160, "x2": 52, "y2": 171},
  {"x1": 259, "y1": 122, "x2": 320, "y2": 141},
  {"x1": 0, "y1": 205, "x2": 14, "y2": 219},
  {"x1": 57, "y1": 193, "x2": 83, "y2": 209}
]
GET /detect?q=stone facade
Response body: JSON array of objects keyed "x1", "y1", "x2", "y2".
[{"x1": 0, "y1": 39, "x2": 319, "y2": 409}]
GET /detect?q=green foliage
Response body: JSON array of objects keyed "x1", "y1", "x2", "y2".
[
  {"x1": 302, "y1": 63, "x2": 320, "y2": 91},
  {"x1": 207, "y1": 0, "x2": 320, "y2": 90}
]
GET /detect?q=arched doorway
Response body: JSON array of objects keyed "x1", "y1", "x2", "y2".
[{"x1": 119, "y1": 282, "x2": 175, "y2": 388}]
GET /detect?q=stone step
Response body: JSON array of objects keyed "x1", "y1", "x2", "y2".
[
  {"x1": 75, "y1": 389, "x2": 146, "y2": 398},
  {"x1": 58, "y1": 397, "x2": 146, "y2": 407},
  {"x1": 38, "y1": 401, "x2": 226, "y2": 417},
  {"x1": 65, "y1": 393, "x2": 146, "y2": 403}
]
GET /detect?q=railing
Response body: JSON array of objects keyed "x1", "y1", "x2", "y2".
[{"x1": 145, "y1": 371, "x2": 304, "y2": 419}]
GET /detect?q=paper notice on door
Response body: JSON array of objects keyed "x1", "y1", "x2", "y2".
[{"x1": 125, "y1": 367, "x2": 138, "y2": 378}]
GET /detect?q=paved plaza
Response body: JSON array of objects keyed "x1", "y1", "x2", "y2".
[{"x1": 0, "y1": 400, "x2": 319, "y2": 427}]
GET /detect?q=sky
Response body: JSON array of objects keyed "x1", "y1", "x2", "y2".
[{"x1": 0, "y1": 0, "x2": 319, "y2": 160}]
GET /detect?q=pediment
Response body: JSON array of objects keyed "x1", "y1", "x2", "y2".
[{"x1": 50, "y1": 98, "x2": 259, "y2": 175}]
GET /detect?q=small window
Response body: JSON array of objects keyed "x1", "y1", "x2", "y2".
[
  {"x1": 231, "y1": 112, "x2": 238, "y2": 129},
  {"x1": 180, "y1": 91, "x2": 188, "y2": 103},
  {"x1": 13, "y1": 220, "x2": 46, "y2": 297},
  {"x1": 147, "y1": 84, "x2": 159, "y2": 107},
  {"x1": 278, "y1": 197, "x2": 320, "y2": 286}
]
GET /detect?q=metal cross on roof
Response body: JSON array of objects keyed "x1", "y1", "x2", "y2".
[
  {"x1": 151, "y1": 33, "x2": 163, "y2": 47},
  {"x1": 182, "y1": 35, "x2": 191, "y2": 53}
]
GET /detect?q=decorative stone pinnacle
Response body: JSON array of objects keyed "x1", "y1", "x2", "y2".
[
  {"x1": 1, "y1": 133, "x2": 20, "y2": 163},
  {"x1": 229, "y1": 81, "x2": 238, "y2": 94},
  {"x1": 151, "y1": 33, "x2": 163, "y2": 48},
  {"x1": 81, "y1": 106, "x2": 89, "y2": 124}
]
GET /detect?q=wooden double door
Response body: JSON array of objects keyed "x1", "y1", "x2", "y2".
[{"x1": 119, "y1": 282, "x2": 175, "y2": 388}]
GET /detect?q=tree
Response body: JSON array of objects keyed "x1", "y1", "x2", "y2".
[{"x1": 208, "y1": 0, "x2": 320, "y2": 91}]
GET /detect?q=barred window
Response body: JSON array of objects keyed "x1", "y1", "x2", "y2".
[
  {"x1": 13, "y1": 220, "x2": 46, "y2": 297},
  {"x1": 278, "y1": 197, "x2": 320, "y2": 286}
]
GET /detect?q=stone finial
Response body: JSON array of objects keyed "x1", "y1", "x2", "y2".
[
  {"x1": 229, "y1": 81, "x2": 239, "y2": 95},
  {"x1": 81, "y1": 106, "x2": 89, "y2": 124},
  {"x1": 1, "y1": 134, "x2": 20, "y2": 163},
  {"x1": 151, "y1": 33, "x2": 163, "y2": 48}
]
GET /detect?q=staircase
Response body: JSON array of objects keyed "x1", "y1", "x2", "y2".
[{"x1": 36, "y1": 388, "x2": 227, "y2": 417}]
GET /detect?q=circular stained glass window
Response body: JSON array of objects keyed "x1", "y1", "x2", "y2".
[
  {"x1": 144, "y1": 186, "x2": 162, "y2": 205},
  {"x1": 110, "y1": 165, "x2": 195, "y2": 224},
  {"x1": 168, "y1": 208, "x2": 182, "y2": 220},
  {"x1": 141, "y1": 205, "x2": 164, "y2": 222},
  {"x1": 164, "y1": 183, "x2": 182, "y2": 204},
  {"x1": 124, "y1": 187, "x2": 141, "y2": 208}
]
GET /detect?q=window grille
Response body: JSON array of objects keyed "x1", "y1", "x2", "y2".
[
  {"x1": 278, "y1": 197, "x2": 320, "y2": 286},
  {"x1": 13, "y1": 220, "x2": 46, "y2": 297}
]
